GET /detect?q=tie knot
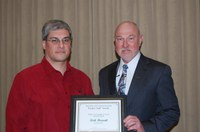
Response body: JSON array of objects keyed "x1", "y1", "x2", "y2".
[{"x1": 123, "y1": 64, "x2": 128, "y2": 70}]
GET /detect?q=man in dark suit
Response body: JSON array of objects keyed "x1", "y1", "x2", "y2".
[{"x1": 99, "y1": 21, "x2": 180, "y2": 132}]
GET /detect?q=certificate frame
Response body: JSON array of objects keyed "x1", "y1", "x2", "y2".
[{"x1": 70, "y1": 95, "x2": 126, "y2": 132}]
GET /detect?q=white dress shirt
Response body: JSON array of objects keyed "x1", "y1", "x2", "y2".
[{"x1": 116, "y1": 52, "x2": 141, "y2": 95}]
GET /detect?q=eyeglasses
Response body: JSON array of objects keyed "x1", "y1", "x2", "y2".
[
  {"x1": 115, "y1": 35, "x2": 135, "y2": 43},
  {"x1": 47, "y1": 37, "x2": 71, "y2": 45}
]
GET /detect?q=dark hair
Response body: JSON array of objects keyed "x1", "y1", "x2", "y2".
[{"x1": 42, "y1": 19, "x2": 73, "y2": 41}]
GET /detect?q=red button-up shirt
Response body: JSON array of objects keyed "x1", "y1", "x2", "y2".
[{"x1": 6, "y1": 57, "x2": 94, "y2": 132}]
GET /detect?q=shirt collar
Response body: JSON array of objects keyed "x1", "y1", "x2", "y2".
[
  {"x1": 41, "y1": 57, "x2": 72, "y2": 75},
  {"x1": 119, "y1": 52, "x2": 141, "y2": 72}
]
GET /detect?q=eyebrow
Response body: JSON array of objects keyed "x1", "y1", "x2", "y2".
[
  {"x1": 48, "y1": 36, "x2": 71, "y2": 39},
  {"x1": 115, "y1": 35, "x2": 135, "y2": 38}
]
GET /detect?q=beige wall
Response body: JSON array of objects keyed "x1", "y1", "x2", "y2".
[{"x1": 0, "y1": 0, "x2": 199, "y2": 131}]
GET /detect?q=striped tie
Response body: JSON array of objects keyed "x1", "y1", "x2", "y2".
[{"x1": 118, "y1": 64, "x2": 128, "y2": 95}]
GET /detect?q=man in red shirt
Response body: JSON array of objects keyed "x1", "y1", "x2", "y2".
[{"x1": 6, "y1": 19, "x2": 94, "y2": 132}]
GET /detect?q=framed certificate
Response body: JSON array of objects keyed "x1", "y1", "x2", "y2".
[{"x1": 70, "y1": 95, "x2": 126, "y2": 132}]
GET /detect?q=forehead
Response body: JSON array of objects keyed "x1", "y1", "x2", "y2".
[
  {"x1": 115, "y1": 23, "x2": 139, "y2": 36},
  {"x1": 48, "y1": 29, "x2": 70, "y2": 37}
]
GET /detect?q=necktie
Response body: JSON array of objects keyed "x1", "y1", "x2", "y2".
[{"x1": 118, "y1": 64, "x2": 128, "y2": 95}]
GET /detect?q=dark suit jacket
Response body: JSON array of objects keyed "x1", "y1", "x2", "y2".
[{"x1": 99, "y1": 54, "x2": 180, "y2": 132}]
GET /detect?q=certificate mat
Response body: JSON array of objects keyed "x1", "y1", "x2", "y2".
[{"x1": 70, "y1": 96, "x2": 126, "y2": 132}]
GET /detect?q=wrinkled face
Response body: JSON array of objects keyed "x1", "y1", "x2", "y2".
[
  {"x1": 114, "y1": 22, "x2": 143, "y2": 63},
  {"x1": 42, "y1": 29, "x2": 72, "y2": 64}
]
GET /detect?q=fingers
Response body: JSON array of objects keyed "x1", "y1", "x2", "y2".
[
  {"x1": 123, "y1": 115, "x2": 144, "y2": 132},
  {"x1": 124, "y1": 116, "x2": 137, "y2": 131}
]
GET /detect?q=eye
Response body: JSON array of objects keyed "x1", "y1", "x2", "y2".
[
  {"x1": 62, "y1": 38, "x2": 71, "y2": 44},
  {"x1": 48, "y1": 38, "x2": 59, "y2": 44},
  {"x1": 51, "y1": 39, "x2": 59, "y2": 43},
  {"x1": 128, "y1": 36, "x2": 134, "y2": 41},
  {"x1": 116, "y1": 37, "x2": 124, "y2": 42}
]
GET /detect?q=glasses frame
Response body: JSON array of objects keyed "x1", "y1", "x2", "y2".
[{"x1": 47, "y1": 37, "x2": 72, "y2": 45}]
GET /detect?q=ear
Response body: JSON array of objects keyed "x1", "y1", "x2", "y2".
[
  {"x1": 42, "y1": 40, "x2": 46, "y2": 50},
  {"x1": 139, "y1": 34, "x2": 143, "y2": 47},
  {"x1": 113, "y1": 40, "x2": 116, "y2": 46}
]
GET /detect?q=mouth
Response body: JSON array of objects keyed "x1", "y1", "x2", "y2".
[
  {"x1": 121, "y1": 49, "x2": 130, "y2": 53},
  {"x1": 56, "y1": 51, "x2": 65, "y2": 54}
]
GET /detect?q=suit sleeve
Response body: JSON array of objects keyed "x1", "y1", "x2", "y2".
[{"x1": 143, "y1": 65, "x2": 180, "y2": 132}]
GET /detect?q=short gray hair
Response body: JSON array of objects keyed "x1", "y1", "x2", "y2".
[{"x1": 42, "y1": 19, "x2": 73, "y2": 41}]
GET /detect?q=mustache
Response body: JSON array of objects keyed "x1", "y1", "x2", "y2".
[{"x1": 121, "y1": 48, "x2": 131, "y2": 51}]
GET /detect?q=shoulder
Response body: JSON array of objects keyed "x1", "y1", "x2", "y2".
[
  {"x1": 69, "y1": 66, "x2": 90, "y2": 80},
  {"x1": 140, "y1": 54, "x2": 172, "y2": 75},
  {"x1": 15, "y1": 63, "x2": 43, "y2": 79},
  {"x1": 99, "y1": 60, "x2": 119, "y2": 73},
  {"x1": 141, "y1": 54, "x2": 170, "y2": 68},
  {"x1": 10, "y1": 63, "x2": 44, "y2": 90}
]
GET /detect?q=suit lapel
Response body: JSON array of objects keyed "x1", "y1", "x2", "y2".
[
  {"x1": 108, "y1": 61, "x2": 119, "y2": 95},
  {"x1": 127, "y1": 54, "x2": 149, "y2": 105}
]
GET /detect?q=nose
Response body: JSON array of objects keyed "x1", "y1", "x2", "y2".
[
  {"x1": 58, "y1": 41, "x2": 64, "y2": 48},
  {"x1": 122, "y1": 39, "x2": 128, "y2": 47}
]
